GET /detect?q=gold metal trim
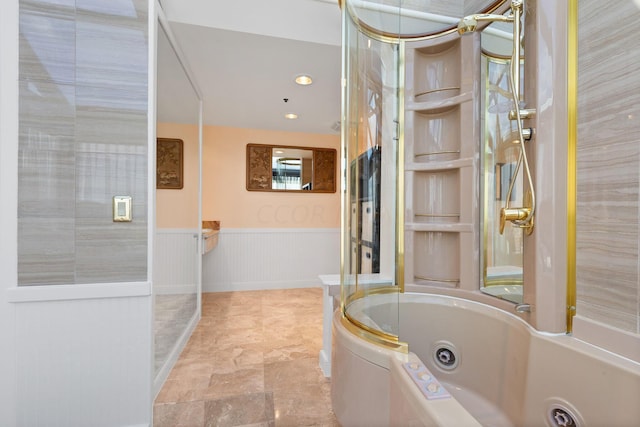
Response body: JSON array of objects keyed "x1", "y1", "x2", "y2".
[
  {"x1": 415, "y1": 213, "x2": 460, "y2": 218},
  {"x1": 415, "y1": 275, "x2": 459, "y2": 283},
  {"x1": 485, "y1": 278, "x2": 524, "y2": 286},
  {"x1": 566, "y1": 0, "x2": 578, "y2": 333},
  {"x1": 397, "y1": 40, "x2": 406, "y2": 294},
  {"x1": 344, "y1": 285, "x2": 400, "y2": 308},
  {"x1": 481, "y1": 53, "x2": 491, "y2": 289},
  {"x1": 340, "y1": 314, "x2": 408, "y2": 353},
  {"x1": 341, "y1": 285, "x2": 406, "y2": 352},
  {"x1": 482, "y1": 52, "x2": 511, "y2": 64},
  {"x1": 481, "y1": 48, "x2": 523, "y2": 62},
  {"x1": 415, "y1": 150, "x2": 460, "y2": 157},
  {"x1": 344, "y1": 312, "x2": 398, "y2": 342},
  {"x1": 415, "y1": 87, "x2": 460, "y2": 98}
]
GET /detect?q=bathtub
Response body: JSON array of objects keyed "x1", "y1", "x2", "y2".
[{"x1": 331, "y1": 292, "x2": 640, "y2": 426}]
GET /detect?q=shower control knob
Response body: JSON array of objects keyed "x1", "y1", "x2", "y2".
[
  {"x1": 508, "y1": 108, "x2": 536, "y2": 121},
  {"x1": 500, "y1": 207, "x2": 531, "y2": 234}
]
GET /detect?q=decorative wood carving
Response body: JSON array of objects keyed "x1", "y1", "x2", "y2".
[
  {"x1": 157, "y1": 138, "x2": 184, "y2": 189},
  {"x1": 247, "y1": 145, "x2": 272, "y2": 190},
  {"x1": 313, "y1": 149, "x2": 336, "y2": 192},
  {"x1": 246, "y1": 144, "x2": 336, "y2": 193}
]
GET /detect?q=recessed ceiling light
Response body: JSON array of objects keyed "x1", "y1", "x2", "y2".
[
  {"x1": 295, "y1": 74, "x2": 313, "y2": 85},
  {"x1": 284, "y1": 113, "x2": 298, "y2": 119},
  {"x1": 274, "y1": 150, "x2": 284, "y2": 154}
]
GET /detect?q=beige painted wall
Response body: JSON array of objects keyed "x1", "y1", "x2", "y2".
[
  {"x1": 203, "y1": 125, "x2": 340, "y2": 228},
  {"x1": 156, "y1": 122, "x2": 200, "y2": 228},
  {"x1": 157, "y1": 123, "x2": 341, "y2": 229}
]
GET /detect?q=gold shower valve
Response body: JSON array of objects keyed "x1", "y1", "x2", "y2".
[
  {"x1": 508, "y1": 108, "x2": 536, "y2": 121},
  {"x1": 499, "y1": 207, "x2": 531, "y2": 234}
]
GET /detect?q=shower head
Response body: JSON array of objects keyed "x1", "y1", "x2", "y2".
[{"x1": 457, "y1": 13, "x2": 514, "y2": 35}]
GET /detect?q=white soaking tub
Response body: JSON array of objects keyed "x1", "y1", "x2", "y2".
[{"x1": 331, "y1": 292, "x2": 640, "y2": 427}]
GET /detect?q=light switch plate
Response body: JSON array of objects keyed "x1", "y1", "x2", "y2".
[{"x1": 113, "y1": 196, "x2": 132, "y2": 222}]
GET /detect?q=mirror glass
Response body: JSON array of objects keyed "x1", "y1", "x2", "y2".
[
  {"x1": 480, "y1": 22, "x2": 524, "y2": 304},
  {"x1": 247, "y1": 144, "x2": 336, "y2": 193},
  {"x1": 272, "y1": 147, "x2": 313, "y2": 190},
  {"x1": 154, "y1": 21, "x2": 201, "y2": 382}
]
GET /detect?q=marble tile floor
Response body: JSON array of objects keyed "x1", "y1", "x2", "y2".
[
  {"x1": 153, "y1": 287, "x2": 341, "y2": 427},
  {"x1": 155, "y1": 293, "x2": 198, "y2": 373}
]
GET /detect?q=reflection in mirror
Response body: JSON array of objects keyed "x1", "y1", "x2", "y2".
[
  {"x1": 272, "y1": 148, "x2": 313, "y2": 190},
  {"x1": 154, "y1": 19, "x2": 200, "y2": 384},
  {"x1": 247, "y1": 144, "x2": 336, "y2": 193},
  {"x1": 480, "y1": 23, "x2": 524, "y2": 304}
]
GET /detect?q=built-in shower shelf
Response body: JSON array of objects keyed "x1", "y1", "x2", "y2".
[
  {"x1": 405, "y1": 223, "x2": 474, "y2": 233},
  {"x1": 413, "y1": 277, "x2": 460, "y2": 288},
  {"x1": 414, "y1": 150, "x2": 460, "y2": 158},
  {"x1": 413, "y1": 213, "x2": 460, "y2": 225},
  {"x1": 414, "y1": 86, "x2": 460, "y2": 99},
  {"x1": 406, "y1": 91, "x2": 473, "y2": 113},
  {"x1": 404, "y1": 32, "x2": 479, "y2": 294},
  {"x1": 414, "y1": 275, "x2": 459, "y2": 284},
  {"x1": 405, "y1": 158, "x2": 473, "y2": 172},
  {"x1": 415, "y1": 213, "x2": 460, "y2": 218}
]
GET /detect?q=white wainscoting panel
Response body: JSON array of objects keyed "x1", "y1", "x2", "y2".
[
  {"x1": 14, "y1": 294, "x2": 152, "y2": 427},
  {"x1": 154, "y1": 229, "x2": 199, "y2": 295},
  {"x1": 203, "y1": 228, "x2": 340, "y2": 292}
]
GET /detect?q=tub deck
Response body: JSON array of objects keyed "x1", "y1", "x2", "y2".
[{"x1": 331, "y1": 292, "x2": 640, "y2": 427}]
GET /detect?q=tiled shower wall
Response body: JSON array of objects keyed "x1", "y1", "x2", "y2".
[
  {"x1": 576, "y1": 1, "x2": 640, "y2": 334},
  {"x1": 18, "y1": 0, "x2": 148, "y2": 285}
]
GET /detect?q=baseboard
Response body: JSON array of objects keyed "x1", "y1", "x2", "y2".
[
  {"x1": 155, "y1": 284, "x2": 196, "y2": 295},
  {"x1": 206, "y1": 280, "x2": 322, "y2": 293}
]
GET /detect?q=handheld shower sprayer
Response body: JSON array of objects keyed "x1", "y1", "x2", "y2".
[{"x1": 458, "y1": 0, "x2": 536, "y2": 235}]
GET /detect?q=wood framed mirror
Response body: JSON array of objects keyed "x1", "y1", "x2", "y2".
[{"x1": 246, "y1": 143, "x2": 336, "y2": 193}]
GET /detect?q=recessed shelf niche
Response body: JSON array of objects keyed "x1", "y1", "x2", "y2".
[
  {"x1": 413, "y1": 106, "x2": 461, "y2": 163},
  {"x1": 413, "y1": 231, "x2": 460, "y2": 286},
  {"x1": 404, "y1": 32, "x2": 480, "y2": 294},
  {"x1": 413, "y1": 39, "x2": 461, "y2": 103},
  {"x1": 412, "y1": 170, "x2": 460, "y2": 224}
]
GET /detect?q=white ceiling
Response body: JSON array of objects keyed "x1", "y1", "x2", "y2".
[
  {"x1": 156, "y1": 0, "x2": 514, "y2": 135},
  {"x1": 158, "y1": 0, "x2": 343, "y2": 135}
]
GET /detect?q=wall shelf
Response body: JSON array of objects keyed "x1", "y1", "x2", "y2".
[
  {"x1": 405, "y1": 223, "x2": 474, "y2": 233},
  {"x1": 403, "y1": 32, "x2": 480, "y2": 293},
  {"x1": 406, "y1": 92, "x2": 473, "y2": 112},
  {"x1": 405, "y1": 158, "x2": 473, "y2": 172}
]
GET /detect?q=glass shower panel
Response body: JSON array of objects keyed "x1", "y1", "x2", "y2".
[
  {"x1": 153, "y1": 23, "x2": 201, "y2": 378},
  {"x1": 480, "y1": 51, "x2": 524, "y2": 304},
  {"x1": 341, "y1": 2, "x2": 402, "y2": 344}
]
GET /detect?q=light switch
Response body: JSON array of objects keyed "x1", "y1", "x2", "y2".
[{"x1": 113, "y1": 196, "x2": 132, "y2": 222}]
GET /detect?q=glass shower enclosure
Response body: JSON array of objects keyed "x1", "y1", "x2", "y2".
[
  {"x1": 340, "y1": 0, "x2": 403, "y2": 350},
  {"x1": 339, "y1": 0, "x2": 513, "y2": 350}
]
